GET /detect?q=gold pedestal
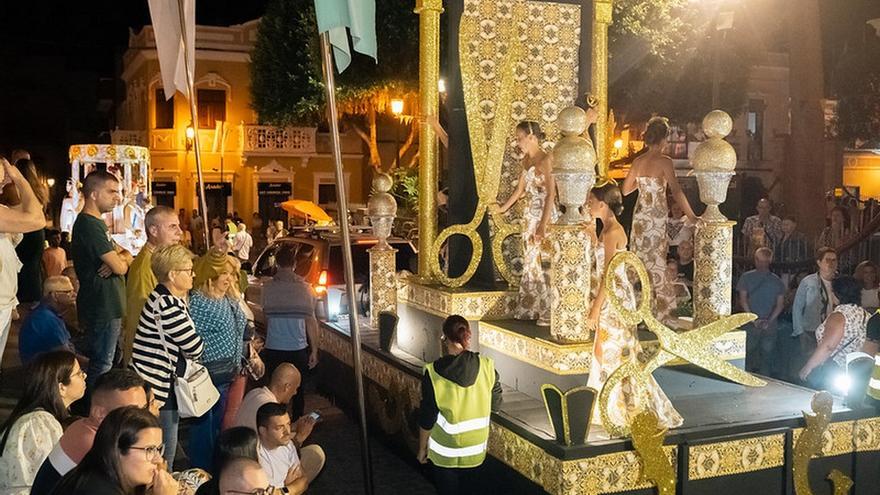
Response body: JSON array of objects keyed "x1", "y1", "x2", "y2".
[
  {"x1": 369, "y1": 246, "x2": 398, "y2": 328},
  {"x1": 693, "y1": 220, "x2": 735, "y2": 326},
  {"x1": 550, "y1": 225, "x2": 593, "y2": 342}
]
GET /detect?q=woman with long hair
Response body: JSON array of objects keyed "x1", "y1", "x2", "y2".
[
  {"x1": 12, "y1": 159, "x2": 49, "y2": 308},
  {"x1": 854, "y1": 261, "x2": 879, "y2": 313},
  {"x1": 585, "y1": 184, "x2": 682, "y2": 430},
  {"x1": 496, "y1": 121, "x2": 558, "y2": 326},
  {"x1": 49, "y1": 406, "x2": 178, "y2": 495},
  {"x1": 622, "y1": 118, "x2": 697, "y2": 323},
  {"x1": 194, "y1": 426, "x2": 259, "y2": 495},
  {"x1": 187, "y1": 252, "x2": 249, "y2": 470},
  {"x1": 0, "y1": 350, "x2": 85, "y2": 494}
]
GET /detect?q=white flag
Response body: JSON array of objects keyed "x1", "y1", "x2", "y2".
[{"x1": 147, "y1": 0, "x2": 195, "y2": 100}]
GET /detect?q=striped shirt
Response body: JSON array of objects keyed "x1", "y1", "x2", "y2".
[{"x1": 131, "y1": 285, "x2": 203, "y2": 408}]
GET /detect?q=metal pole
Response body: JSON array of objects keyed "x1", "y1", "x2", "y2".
[
  {"x1": 319, "y1": 32, "x2": 374, "y2": 495},
  {"x1": 177, "y1": 0, "x2": 210, "y2": 250}
]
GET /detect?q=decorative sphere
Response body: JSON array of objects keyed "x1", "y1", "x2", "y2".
[
  {"x1": 702, "y1": 110, "x2": 733, "y2": 139},
  {"x1": 372, "y1": 173, "x2": 393, "y2": 194},
  {"x1": 367, "y1": 191, "x2": 397, "y2": 218},
  {"x1": 557, "y1": 106, "x2": 588, "y2": 137},
  {"x1": 554, "y1": 137, "x2": 597, "y2": 173},
  {"x1": 692, "y1": 138, "x2": 737, "y2": 172}
]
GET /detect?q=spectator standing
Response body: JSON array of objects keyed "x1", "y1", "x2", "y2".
[
  {"x1": 260, "y1": 248, "x2": 318, "y2": 420},
  {"x1": 12, "y1": 159, "x2": 49, "y2": 309},
  {"x1": 191, "y1": 209, "x2": 205, "y2": 254},
  {"x1": 233, "y1": 222, "x2": 254, "y2": 271},
  {"x1": 71, "y1": 171, "x2": 132, "y2": 389},
  {"x1": 799, "y1": 276, "x2": 870, "y2": 389},
  {"x1": 854, "y1": 261, "x2": 879, "y2": 313},
  {"x1": 0, "y1": 158, "x2": 50, "y2": 369},
  {"x1": 130, "y1": 244, "x2": 203, "y2": 466},
  {"x1": 47, "y1": 406, "x2": 177, "y2": 495},
  {"x1": 18, "y1": 276, "x2": 78, "y2": 364},
  {"x1": 255, "y1": 403, "x2": 324, "y2": 494},
  {"x1": 188, "y1": 253, "x2": 248, "y2": 470},
  {"x1": 736, "y1": 248, "x2": 786, "y2": 375},
  {"x1": 775, "y1": 217, "x2": 811, "y2": 264},
  {"x1": 741, "y1": 198, "x2": 783, "y2": 255},
  {"x1": 121, "y1": 206, "x2": 182, "y2": 365},
  {"x1": 0, "y1": 351, "x2": 86, "y2": 495},
  {"x1": 666, "y1": 200, "x2": 693, "y2": 256},
  {"x1": 42, "y1": 230, "x2": 67, "y2": 278},
  {"x1": 30, "y1": 369, "x2": 147, "y2": 494},
  {"x1": 817, "y1": 206, "x2": 856, "y2": 273},
  {"x1": 792, "y1": 247, "x2": 839, "y2": 375},
  {"x1": 417, "y1": 316, "x2": 502, "y2": 495}
]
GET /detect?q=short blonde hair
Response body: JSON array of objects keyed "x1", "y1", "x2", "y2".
[
  {"x1": 151, "y1": 244, "x2": 195, "y2": 283},
  {"x1": 196, "y1": 255, "x2": 241, "y2": 298}
]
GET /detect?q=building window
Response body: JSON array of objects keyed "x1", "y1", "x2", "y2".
[
  {"x1": 197, "y1": 89, "x2": 226, "y2": 128},
  {"x1": 318, "y1": 183, "x2": 337, "y2": 205},
  {"x1": 746, "y1": 99, "x2": 765, "y2": 162},
  {"x1": 155, "y1": 89, "x2": 174, "y2": 129}
]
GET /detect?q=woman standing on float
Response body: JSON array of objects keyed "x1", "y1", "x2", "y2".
[
  {"x1": 585, "y1": 183, "x2": 682, "y2": 429},
  {"x1": 496, "y1": 121, "x2": 557, "y2": 326},
  {"x1": 622, "y1": 117, "x2": 698, "y2": 322}
]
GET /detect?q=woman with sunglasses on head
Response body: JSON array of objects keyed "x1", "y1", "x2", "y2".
[
  {"x1": 131, "y1": 244, "x2": 204, "y2": 467},
  {"x1": 495, "y1": 120, "x2": 558, "y2": 326},
  {"x1": 49, "y1": 406, "x2": 178, "y2": 495},
  {"x1": 0, "y1": 350, "x2": 85, "y2": 495}
]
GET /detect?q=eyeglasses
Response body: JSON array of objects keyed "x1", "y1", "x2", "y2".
[
  {"x1": 174, "y1": 267, "x2": 195, "y2": 276},
  {"x1": 225, "y1": 488, "x2": 276, "y2": 495},
  {"x1": 72, "y1": 369, "x2": 87, "y2": 380},
  {"x1": 129, "y1": 444, "x2": 165, "y2": 461}
]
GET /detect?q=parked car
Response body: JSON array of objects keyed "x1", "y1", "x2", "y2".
[{"x1": 245, "y1": 231, "x2": 417, "y2": 329}]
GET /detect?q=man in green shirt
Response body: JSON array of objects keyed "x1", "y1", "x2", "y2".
[
  {"x1": 121, "y1": 206, "x2": 182, "y2": 365},
  {"x1": 71, "y1": 171, "x2": 132, "y2": 389}
]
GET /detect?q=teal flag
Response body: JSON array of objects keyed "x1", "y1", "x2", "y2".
[{"x1": 314, "y1": 0, "x2": 377, "y2": 73}]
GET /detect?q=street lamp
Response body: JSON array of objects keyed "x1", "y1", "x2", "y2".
[
  {"x1": 47, "y1": 178, "x2": 56, "y2": 188},
  {"x1": 390, "y1": 99, "x2": 404, "y2": 116},
  {"x1": 390, "y1": 99, "x2": 404, "y2": 167},
  {"x1": 185, "y1": 124, "x2": 195, "y2": 152}
]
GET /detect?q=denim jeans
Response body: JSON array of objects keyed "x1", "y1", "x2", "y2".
[
  {"x1": 159, "y1": 408, "x2": 180, "y2": 467},
  {"x1": 85, "y1": 318, "x2": 122, "y2": 389},
  {"x1": 187, "y1": 382, "x2": 230, "y2": 471}
]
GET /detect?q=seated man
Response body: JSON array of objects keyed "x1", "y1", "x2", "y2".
[
  {"x1": 234, "y1": 363, "x2": 299, "y2": 432},
  {"x1": 30, "y1": 369, "x2": 148, "y2": 493},
  {"x1": 256, "y1": 403, "x2": 325, "y2": 495},
  {"x1": 219, "y1": 458, "x2": 271, "y2": 494},
  {"x1": 18, "y1": 276, "x2": 79, "y2": 364}
]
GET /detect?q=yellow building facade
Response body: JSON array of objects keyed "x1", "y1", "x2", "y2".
[{"x1": 115, "y1": 20, "x2": 368, "y2": 225}]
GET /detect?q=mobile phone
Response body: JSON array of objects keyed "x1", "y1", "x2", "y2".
[{"x1": 307, "y1": 411, "x2": 322, "y2": 422}]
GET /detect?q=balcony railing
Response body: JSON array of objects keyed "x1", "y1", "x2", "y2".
[
  {"x1": 243, "y1": 125, "x2": 316, "y2": 155},
  {"x1": 110, "y1": 130, "x2": 147, "y2": 147}
]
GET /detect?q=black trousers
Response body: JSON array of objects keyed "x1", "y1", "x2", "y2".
[
  {"x1": 433, "y1": 464, "x2": 482, "y2": 495},
  {"x1": 260, "y1": 347, "x2": 310, "y2": 420}
]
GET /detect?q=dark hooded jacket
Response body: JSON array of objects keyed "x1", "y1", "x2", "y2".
[{"x1": 418, "y1": 350, "x2": 503, "y2": 430}]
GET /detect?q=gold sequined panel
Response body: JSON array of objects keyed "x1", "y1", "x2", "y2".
[
  {"x1": 397, "y1": 281, "x2": 518, "y2": 320},
  {"x1": 792, "y1": 420, "x2": 857, "y2": 458},
  {"x1": 694, "y1": 221, "x2": 735, "y2": 326},
  {"x1": 550, "y1": 225, "x2": 593, "y2": 342},
  {"x1": 369, "y1": 248, "x2": 398, "y2": 328},
  {"x1": 479, "y1": 321, "x2": 593, "y2": 374},
  {"x1": 562, "y1": 447, "x2": 678, "y2": 495},
  {"x1": 854, "y1": 417, "x2": 880, "y2": 452},
  {"x1": 463, "y1": 0, "x2": 582, "y2": 281},
  {"x1": 689, "y1": 434, "x2": 785, "y2": 480},
  {"x1": 489, "y1": 423, "x2": 562, "y2": 493}
]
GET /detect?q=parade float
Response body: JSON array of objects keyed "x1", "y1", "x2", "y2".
[
  {"x1": 315, "y1": 1, "x2": 880, "y2": 494},
  {"x1": 67, "y1": 144, "x2": 152, "y2": 254}
]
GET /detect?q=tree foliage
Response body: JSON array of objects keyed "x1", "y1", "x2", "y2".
[{"x1": 834, "y1": 41, "x2": 880, "y2": 147}]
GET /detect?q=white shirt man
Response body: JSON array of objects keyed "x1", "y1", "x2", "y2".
[
  {"x1": 256, "y1": 403, "x2": 325, "y2": 495},
  {"x1": 234, "y1": 222, "x2": 253, "y2": 262}
]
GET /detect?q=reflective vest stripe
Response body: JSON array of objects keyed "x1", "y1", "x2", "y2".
[
  {"x1": 869, "y1": 353, "x2": 880, "y2": 401},
  {"x1": 428, "y1": 438, "x2": 489, "y2": 458},
  {"x1": 435, "y1": 412, "x2": 491, "y2": 435},
  {"x1": 875, "y1": 355, "x2": 880, "y2": 366},
  {"x1": 869, "y1": 377, "x2": 880, "y2": 390}
]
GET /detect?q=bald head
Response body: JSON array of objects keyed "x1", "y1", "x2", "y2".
[
  {"x1": 269, "y1": 363, "x2": 301, "y2": 404},
  {"x1": 219, "y1": 458, "x2": 269, "y2": 494}
]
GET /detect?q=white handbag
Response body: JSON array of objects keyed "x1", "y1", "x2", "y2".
[{"x1": 154, "y1": 301, "x2": 220, "y2": 418}]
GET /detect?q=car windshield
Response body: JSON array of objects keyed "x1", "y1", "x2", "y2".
[
  {"x1": 253, "y1": 241, "x2": 315, "y2": 278},
  {"x1": 326, "y1": 240, "x2": 416, "y2": 285}
]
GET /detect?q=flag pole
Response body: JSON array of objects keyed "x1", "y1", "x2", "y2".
[
  {"x1": 176, "y1": 0, "x2": 210, "y2": 251},
  {"x1": 319, "y1": 32, "x2": 375, "y2": 495}
]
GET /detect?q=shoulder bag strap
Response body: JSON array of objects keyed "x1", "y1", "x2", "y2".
[{"x1": 151, "y1": 296, "x2": 178, "y2": 378}]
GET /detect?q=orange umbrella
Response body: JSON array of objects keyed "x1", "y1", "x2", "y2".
[{"x1": 280, "y1": 199, "x2": 334, "y2": 224}]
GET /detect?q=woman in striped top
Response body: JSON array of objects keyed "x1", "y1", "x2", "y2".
[{"x1": 131, "y1": 244, "x2": 203, "y2": 466}]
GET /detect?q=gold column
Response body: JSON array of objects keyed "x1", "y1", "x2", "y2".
[
  {"x1": 550, "y1": 225, "x2": 593, "y2": 342},
  {"x1": 692, "y1": 110, "x2": 738, "y2": 326},
  {"x1": 591, "y1": 0, "x2": 613, "y2": 180},
  {"x1": 415, "y1": 0, "x2": 443, "y2": 281},
  {"x1": 369, "y1": 247, "x2": 398, "y2": 328}
]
